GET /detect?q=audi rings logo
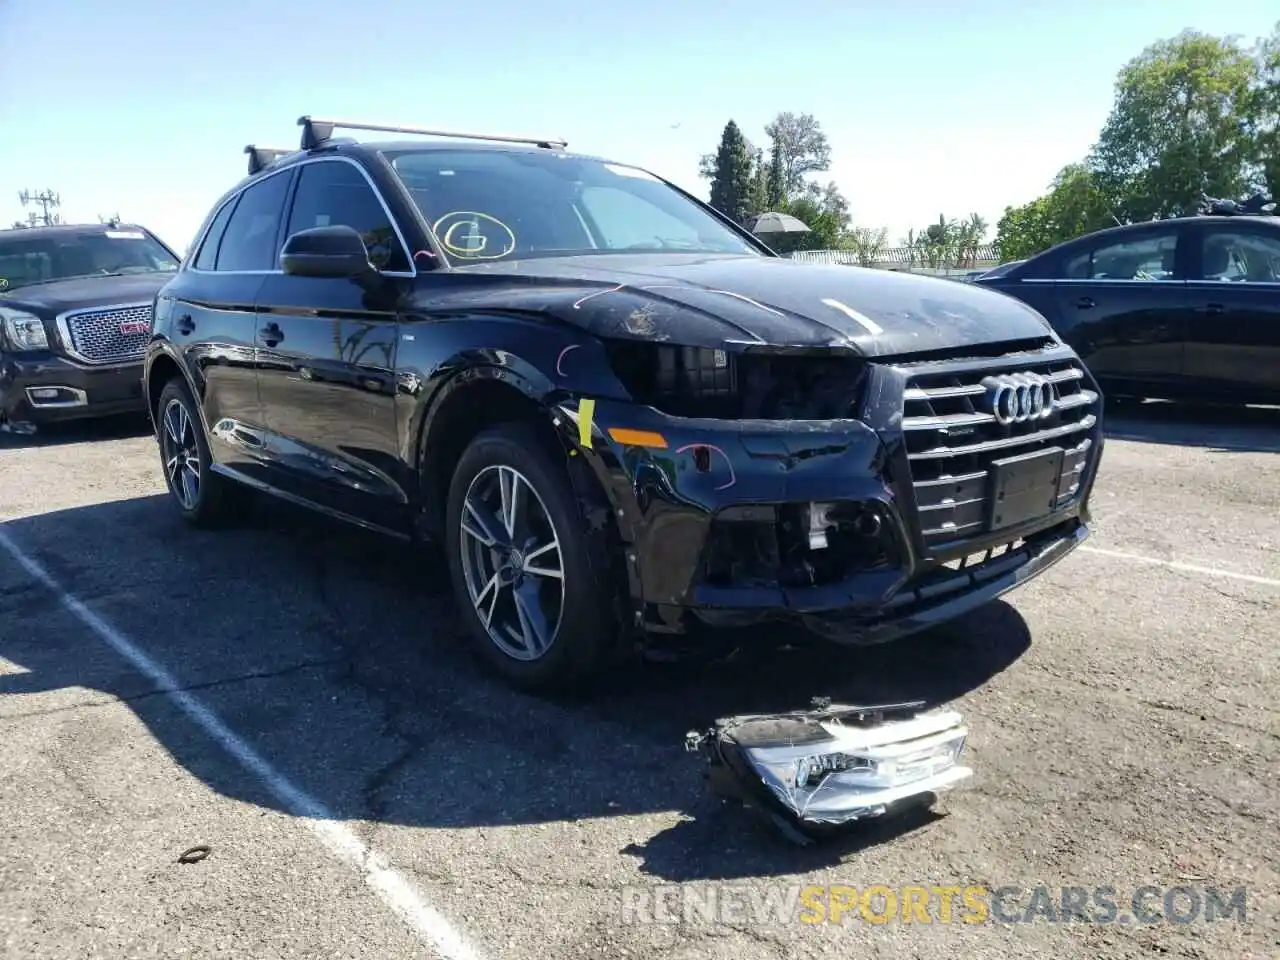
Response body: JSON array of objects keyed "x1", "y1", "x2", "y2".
[{"x1": 982, "y1": 373, "x2": 1056, "y2": 425}]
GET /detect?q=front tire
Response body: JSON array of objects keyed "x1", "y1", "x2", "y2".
[
  {"x1": 444, "y1": 421, "x2": 621, "y2": 696},
  {"x1": 156, "y1": 377, "x2": 240, "y2": 528}
]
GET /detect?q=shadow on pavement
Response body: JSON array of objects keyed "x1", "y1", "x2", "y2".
[
  {"x1": 1104, "y1": 398, "x2": 1280, "y2": 453},
  {"x1": 0, "y1": 493, "x2": 1031, "y2": 878},
  {"x1": 0, "y1": 412, "x2": 153, "y2": 449}
]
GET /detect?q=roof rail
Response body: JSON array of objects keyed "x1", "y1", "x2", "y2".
[
  {"x1": 296, "y1": 115, "x2": 568, "y2": 151},
  {"x1": 245, "y1": 145, "x2": 296, "y2": 176}
]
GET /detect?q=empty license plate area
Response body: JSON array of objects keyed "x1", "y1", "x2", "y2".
[{"x1": 986, "y1": 447, "x2": 1064, "y2": 531}]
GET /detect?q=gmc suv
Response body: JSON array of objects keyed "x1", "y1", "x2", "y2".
[
  {"x1": 0, "y1": 222, "x2": 180, "y2": 434},
  {"x1": 142, "y1": 116, "x2": 1106, "y2": 695}
]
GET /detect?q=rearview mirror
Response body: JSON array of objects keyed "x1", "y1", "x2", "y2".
[{"x1": 281, "y1": 225, "x2": 375, "y2": 279}]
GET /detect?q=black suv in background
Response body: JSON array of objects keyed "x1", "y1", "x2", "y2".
[
  {"x1": 974, "y1": 214, "x2": 1280, "y2": 406},
  {"x1": 144, "y1": 116, "x2": 1105, "y2": 695},
  {"x1": 0, "y1": 222, "x2": 180, "y2": 434}
]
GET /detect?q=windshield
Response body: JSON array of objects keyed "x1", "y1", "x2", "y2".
[
  {"x1": 383, "y1": 148, "x2": 761, "y2": 264},
  {"x1": 0, "y1": 227, "x2": 180, "y2": 293}
]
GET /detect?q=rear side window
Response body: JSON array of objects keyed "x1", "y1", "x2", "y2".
[
  {"x1": 1064, "y1": 230, "x2": 1180, "y2": 281},
  {"x1": 215, "y1": 172, "x2": 292, "y2": 272},
  {"x1": 285, "y1": 161, "x2": 410, "y2": 272},
  {"x1": 193, "y1": 198, "x2": 238, "y2": 271}
]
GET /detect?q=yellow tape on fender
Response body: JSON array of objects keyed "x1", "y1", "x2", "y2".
[{"x1": 578, "y1": 398, "x2": 596, "y2": 448}]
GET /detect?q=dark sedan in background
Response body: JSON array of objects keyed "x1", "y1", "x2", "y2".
[{"x1": 974, "y1": 215, "x2": 1280, "y2": 406}]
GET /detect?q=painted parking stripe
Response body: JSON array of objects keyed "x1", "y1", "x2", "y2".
[
  {"x1": 0, "y1": 527, "x2": 484, "y2": 960},
  {"x1": 1079, "y1": 544, "x2": 1280, "y2": 589}
]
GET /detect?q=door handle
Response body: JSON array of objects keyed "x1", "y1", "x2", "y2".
[
  {"x1": 259, "y1": 322, "x2": 284, "y2": 347},
  {"x1": 1202, "y1": 303, "x2": 1225, "y2": 314},
  {"x1": 176, "y1": 314, "x2": 195, "y2": 335},
  {"x1": 1073, "y1": 296, "x2": 1096, "y2": 309}
]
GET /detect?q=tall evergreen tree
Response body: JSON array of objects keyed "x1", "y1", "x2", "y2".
[
  {"x1": 708, "y1": 120, "x2": 753, "y2": 223},
  {"x1": 767, "y1": 137, "x2": 785, "y2": 208}
]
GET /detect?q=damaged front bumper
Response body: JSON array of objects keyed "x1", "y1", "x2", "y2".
[
  {"x1": 551, "y1": 379, "x2": 1100, "y2": 643},
  {"x1": 687, "y1": 700, "x2": 972, "y2": 843}
]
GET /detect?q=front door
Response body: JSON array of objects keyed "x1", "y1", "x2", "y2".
[
  {"x1": 1051, "y1": 223, "x2": 1191, "y2": 394},
  {"x1": 253, "y1": 158, "x2": 414, "y2": 532},
  {"x1": 1183, "y1": 220, "x2": 1280, "y2": 401}
]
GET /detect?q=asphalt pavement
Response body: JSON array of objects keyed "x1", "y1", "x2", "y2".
[{"x1": 0, "y1": 400, "x2": 1276, "y2": 960}]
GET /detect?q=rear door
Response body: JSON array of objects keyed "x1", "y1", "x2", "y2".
[
  {"x1": 252, "y1": 157, "x2": 413, "y2": 531},
  {"x1": 1182, "y1": 220, "x2": 1280, "y2": 401},
  {"x1": 1051, "y1": 223, "x2": 1191, "y2": 394},
  {"x1": 156, "y1": 168, "x2": 294, "y2": 478}
]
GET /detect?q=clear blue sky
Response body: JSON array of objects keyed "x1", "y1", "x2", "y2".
[{"x1": 1, "y1": 1, "x2": 1275, "y2": 253}]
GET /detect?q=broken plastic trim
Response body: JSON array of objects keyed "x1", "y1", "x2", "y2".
[{"x1": 686, "y1": 699, "x2": 971, "y2": 845}]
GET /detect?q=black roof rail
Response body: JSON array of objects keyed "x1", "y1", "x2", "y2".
[
  {"x1": 245, "y1": 145, "x2": 296, "y2": 176},
  {"x1": 296, "y1": 115, "x2": 568, "y2": 151}
]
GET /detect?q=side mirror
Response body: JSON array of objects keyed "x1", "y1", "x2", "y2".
[{"x1": 281, "y1": 225, "x2": 375, "y2": 279}]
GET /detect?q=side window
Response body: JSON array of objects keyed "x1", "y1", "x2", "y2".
[
  {"x1": 285, "y1": 161, "x2": 410, "y2": 272},
  {"x1": 216, "y1": 172, "x2": 292, "y2": 272},
  {"x1": 1063, "y1": 230, "x2": 1180, "y2": 281},
  {"x1": 578, "y1": 186, "x2": 700, "y2": 250},
  {"x1": 1200, "y1": 228, "x2": 1280, "y2": 283},
  {"x1": 193, "y1": 197, "x2": 238, "y2": 271}
]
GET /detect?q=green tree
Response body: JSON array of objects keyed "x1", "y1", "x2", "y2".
[
  {"x1": 707, "y1": 120, "x2": 754, "y2": 223},
  {"x1": 995, "y1": 164, "x2": 1118, "y2": 261},
  {"x1": 764, "y1": 111, "x2": 832, "y2": 199},
  {"x1": 767, "y1": 137, "x2": 784, "y2": 208},
  {"x1": 1090, "y1": 30, "x2": 1261, "y2": 220},
  {"x1": 747, "y1": 147, "x2": 769, "y2": 215},
  {"x1": 1248, "y1": 22, "x2": 1280, "y2": 198}
]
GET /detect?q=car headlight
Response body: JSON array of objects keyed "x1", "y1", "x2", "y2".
[
  {"x1": 687, "y1": 700, "x2": 972, "y2": 844},
  {"x1": 0, "y1": 307, "x2": 49, "y2": 351},
  {"x1": 602, "y1": 341, "x2": 867, "y2": 420}
]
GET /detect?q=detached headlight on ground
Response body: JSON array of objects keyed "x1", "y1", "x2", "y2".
[
  {"x1": 0, "y1": 308, "x2": 49, "y2": 351},
  {"x1": 687, "y1": 699, "x2": 971, "y2": 844}
]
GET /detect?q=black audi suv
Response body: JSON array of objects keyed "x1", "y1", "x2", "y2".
[
  {"x1": 1, "y1": 222, "x2": 180, "y2": 434},
  {"x1": 142, "y1": 116, "x2": 1105, "y2": 694}
]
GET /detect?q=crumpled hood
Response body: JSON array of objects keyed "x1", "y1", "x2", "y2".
[
  {"x1": 439, "y1": 253, "x2": 1058, "y2": 357},
  {"x1": 0, "y1": 272, "x2": 173, "y2": 317}
]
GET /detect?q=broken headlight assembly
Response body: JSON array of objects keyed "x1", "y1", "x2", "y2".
[
  {"x1": 603, "y1": 342, "x2": 868, "y2": 421},
  {"x1": 686, "y1": 699, "x2": 971, "y2": 844}
]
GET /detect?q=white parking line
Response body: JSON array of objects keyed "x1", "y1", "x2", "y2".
[
  {"x1": 0, "y1": 527, "x2": 484, "y2": 960},
  {"x1": 1079, "y1": 544, "x2": 1280, "y2": 589}
]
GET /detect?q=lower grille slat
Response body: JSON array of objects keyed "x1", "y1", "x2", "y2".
[{"x1": 61, "y1": 303, "x2": 152, "y2": 365}]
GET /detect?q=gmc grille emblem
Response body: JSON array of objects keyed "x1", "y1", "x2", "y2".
[
  {"x1": 119, "y1": 320, "x2": 150, "y2": 335},
  {"x1": 981, "y1": 372, "x2": 1056, "y2": 425}
]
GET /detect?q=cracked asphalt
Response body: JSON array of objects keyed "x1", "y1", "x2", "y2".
[{"x1": 0, "y1": 400, "x2": 1277, "y2": 960}]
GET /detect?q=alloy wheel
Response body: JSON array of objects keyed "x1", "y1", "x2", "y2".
[
  {"x1": 161, "y1": 397, "x2": 201, "y2": 510},
  {"x1": 458, "y1": 464, "x2": 566, "y2": 661}
]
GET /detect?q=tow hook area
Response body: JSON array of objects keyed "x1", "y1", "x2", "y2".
[{"x1": 685, "y1": 699, "x2": 971, "y2": 845}]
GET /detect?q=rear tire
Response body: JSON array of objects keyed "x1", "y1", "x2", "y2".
[
  {"x1": 156, "y1": 377, "x2": 242, "y2": 528},
  {"x1": 444, "y1": 420, "x2": 621, "y2": 696}
]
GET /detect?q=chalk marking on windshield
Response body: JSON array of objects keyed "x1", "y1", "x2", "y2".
[
  {"x1": 431, "y1": 211, "x2": 516, "y2": 260},
  {"x1": 821, "y1": 298, "x2": 884, "y2": 336}
]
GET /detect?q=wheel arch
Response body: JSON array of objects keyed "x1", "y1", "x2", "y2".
[
  {"x1": 144, "y1": 344, "x2": 212, "y2": 438},
  {"x1": 414, "y1": 362, "x2": 567, "y2": 537}
]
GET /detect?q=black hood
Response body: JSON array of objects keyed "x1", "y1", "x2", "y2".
[
  {"x1": 435, "y1": 253, "x2": 1058, "y2": 358},
  {"x1": 0, "y1": 272, "x2": 173, "y2": 316}
]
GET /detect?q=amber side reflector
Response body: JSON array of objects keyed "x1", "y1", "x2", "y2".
[{"x1": 607, "y1": 427, "x2": 669, "y2": 449}]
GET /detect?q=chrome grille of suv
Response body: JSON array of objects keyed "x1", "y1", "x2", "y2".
[
  {"x1": 61, "y1": 304, "x2": 152, "y2": 364},
  {"x1": 900, "y1": 353, "x2": 1099, "y2": 548}
]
